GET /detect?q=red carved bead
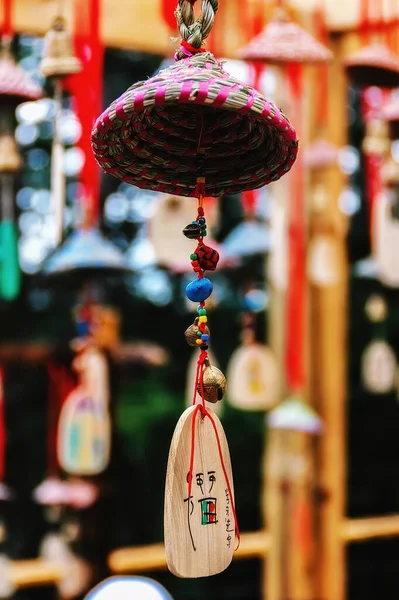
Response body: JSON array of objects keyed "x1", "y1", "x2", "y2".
[{"x1": 196, "y1": 244, "x2": 220, "y2": 271}]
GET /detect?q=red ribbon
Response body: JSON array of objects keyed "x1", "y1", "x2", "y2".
[
  {"x1": 361, "y1": 89, "x2": 390, "y2": 243},
  {"x1": 0, "y1": 369, "x2": 6, "y2": 482},
  {"x1": 64, "y1": 0, "x2": 104, "y2": 227},
  {"x1": 285, "y1": 66, "x2": 306, "y2": 391},
  {"x1": 2, "y1": 0, "x2": 12, "y2": 37},
  {"x1": 161, "y1": 0, "x2": 178, "y2": 31},
  {"x1": 314, "y1": 0, "x2": 329, "y2": 127}
]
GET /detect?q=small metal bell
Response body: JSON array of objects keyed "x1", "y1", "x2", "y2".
[
  {"x1": 40, "y1": 16, "x2": 82, "y2": 79},
  {"x1": 184, "y1": 317, "x2": 210, "y2": 347},
  {"x1": 183, "y1": 222, "x2": 201, "y2": 239},
  {"x1": 0, "y1": 134, "x2": 21, "y2": 173},
  {"x1": 197, "y1": 362, "x2": 226, "y2": 403}
]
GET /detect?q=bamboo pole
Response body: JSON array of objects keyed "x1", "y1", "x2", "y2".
[
  {"x1": 341, "y1": 515, "x2": 399, "y2": 543},
  {"x1": 7, "y1": 559, "x2": 62, "y2": 587},
  {"x1": 108, "y1": 530, "x2": 270, "y2": 574},
  {"x1": 309, "y1": 33, "x2": 350, "y2": 600}
]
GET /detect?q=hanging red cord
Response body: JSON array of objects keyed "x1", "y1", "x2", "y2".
[
  {"x1": 314, "y1": 0, "x2": 329, "y2": 128},
  {"x1": 2, "y1": 0, "x2": 12, "y2": 38},
  {"x1": 161, "y1": 0, "x2": 178, "y2": 32},
  {"x1": 64, "y1": 0, "x2": 104, "y2": 227},
  {"x1": 285, "y1": 65, "x2": 306, "y2": 392}
]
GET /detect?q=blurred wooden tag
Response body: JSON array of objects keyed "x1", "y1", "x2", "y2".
[
  {"x1": 227, "y1": 344, "x2": 279, "y2": 411},
  {"x1": 57, "y1": 348, "x2": 111, "y2": 475},
  {"x1": 269, "y1": 199, "x2": 288, "y2": 291},
  {"x1": 149, "y1": 195, "x2": 217, "y2": 272},
  {"x1": 57, "y1": 389, "x2": 111, "y2": 475},
  {"x1": 307, "y1": 235, "x2": 339, "y2": 287},
  {"x1": 186, "y1": 350, "x2": 223, "y2": 416},
  {"x1": 164, "y1": 406, "x2": 235, "y2": 578},
  {"x1": 361, "y1": 340, "x2": 397, "y2": 394},
  {"x1": 374, "y1": 191, "x2": 399, "y2": 287}
]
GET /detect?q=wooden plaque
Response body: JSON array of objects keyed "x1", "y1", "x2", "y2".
[
  {"x1": 57, "y1": 389, "x2": 111, "y2": 476},
  {"x1": 164, "y1": 406, "x2": 235, "y2": 578},
  {"x1": 227, "y1": 344, "x2": 279, "y2": 411}
]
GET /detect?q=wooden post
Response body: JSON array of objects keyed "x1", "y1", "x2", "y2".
[{"x1": 308, "y1": 32, "x2": 355, "y2": 600}]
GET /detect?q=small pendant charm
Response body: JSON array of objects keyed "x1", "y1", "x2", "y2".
[
  {"x1": 183, "y1": 223, "x2": 202, "y2": 239},
  {"x1": 164, "y1": 405, "x2": 236, "y2": 578},
  {"x1": 196, "y1": 244, "x2": 219, "y2": 271}
]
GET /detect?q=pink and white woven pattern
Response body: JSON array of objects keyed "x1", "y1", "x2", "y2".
[
  {"x1": 91, "y1": 52, "x2": 298, "y2": 197},
  {"x1": 0, "y1": 52, "x2": 42, "y2": 102}
]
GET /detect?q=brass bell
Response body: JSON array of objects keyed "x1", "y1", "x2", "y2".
[
  {"x1": 197, "y1": 363, "x2": 226, "y2": 403},
  {"x1": 0, "y1": 134, "x2": 21, "y2": 173},
  {"x1": 184, "y1": 317, "x2": 210, "y2": 347},
  {"x1": 40, "y1": 16, "x2": 82, "y2": 78}
]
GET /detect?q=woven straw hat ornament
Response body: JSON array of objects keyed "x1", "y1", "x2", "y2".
[{"x1": 91, "y1": 0, "x2": 298, "y2": 197}]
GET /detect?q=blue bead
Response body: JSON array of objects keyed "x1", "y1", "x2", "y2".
[
  {"x1": 192, "y1": 220, "x2": 198, "y2": 225},
  {"x1": 201, "y1": 334, "x2": 209, "y2": 341},
  {"x1": 185, "y1": 277, "x2": 213, "y2": 302},
  {"x1": 198, "y1": 217, "x2": 206, "y2": 225}
]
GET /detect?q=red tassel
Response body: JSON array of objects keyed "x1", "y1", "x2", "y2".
[
  {"x1": 63, "y1": 0, "x2": 103, "y2": 227},
  {"x1": 2, "y1": 0, "x2": 12, "y2": 38},
  {"x1": 162, "y1": 0, "x2": 178, "y2": 32},
  {"x1": 285, "y1": 67, "x2": 305, "y2": 391},
  {"x1": 314, "y1": 1, "x2": 329, "y2": 127}
]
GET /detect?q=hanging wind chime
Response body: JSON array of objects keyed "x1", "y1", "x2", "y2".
[
  {"x1": 40, "y1": 0, "x2": 126, "y2": 480},
  {"x1": 40, "y1": 6, "x2": 82, "y2": 246},
  {"x1": 0, "y1": 0, "x2": 42, "y2": 301},
  {"x1": 344, "y1": 0, "x2": 399, "y2": 269},
  {"x1": 91, "y1": 0, "x2": 298, "y2": 578}
]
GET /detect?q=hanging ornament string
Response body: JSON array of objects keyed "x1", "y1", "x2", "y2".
[
  {"x1": 176, "y1": 1, "x2": 240, "y2": 546},
  {"x1": 65, "y1": 0, "x2": 103, "y2": 227},
  {"x1": 2, "y1": 0, "x2": 12, "y2": 39}
]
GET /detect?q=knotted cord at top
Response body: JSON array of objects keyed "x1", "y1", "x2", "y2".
[{"x1": 175, "y1": 0, "x2": 219, "y2": 60}]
